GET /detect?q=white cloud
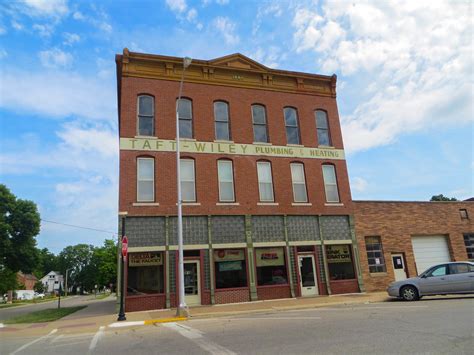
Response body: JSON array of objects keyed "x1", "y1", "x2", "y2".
[
  {"x1": 0, "y1": 49, "x2": 7, "y2": 59},
  {"x1": 38, "y1": 48, "x2": 73, "y2": 68},
  {"x1": 351, "y1": 177, "x2": 368, "y2": 193},
  {"x1": 213, "y1": 16, "x2": 239, "y2": 45},
  {"x1": 0, "y1": 25, "x2": 6, "y2": 35},
  {"x1": 0, "y1": 69, "x2": 116, "y2": 121},
  {"x1": 72, "y1": 11, "x2": 85, "y2": 20},
  {"x1": 71, "y1": 5, "x2": 112, "y2": 34},
  {"x1": 63, "y1": 32, "x2": 80, "y2": 45},
  {"x1": 21, "y1": 0, "x2": 69, "y2": 18},
  {"x1": 252, "y1": 46, "x2": 285, "y2": 68},
  {"x1": 292, "y1": 1, "x2": 473, "y2": 153},
  {"x1": 33, "y1": 23, "x2": 54, "y2": 37},
  {"x1": 11, "y1": 20, "x2": 24, "y2": 30},
  {"x1": 187, "y1": 8, "x2": 197, "y2": 22},
  {"x1": 166, "y1": 0, "x2": 187, "y2": 13}
]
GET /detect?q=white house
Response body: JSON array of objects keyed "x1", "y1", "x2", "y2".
[{"x1": 40, "y1": 271, "x2": 64, "y2": 293}]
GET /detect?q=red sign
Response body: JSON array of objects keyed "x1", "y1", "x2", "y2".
[{"x1": 121, "y1": 236, "x2": 128, "y2": 258}]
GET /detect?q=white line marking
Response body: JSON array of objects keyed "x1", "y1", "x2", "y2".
[
  {"x1": 0, "y1": 323, "x2": 4, "y2": 328},
  {"x1": 163, "y1": 322, "x2": 236, "y2": 355},
  {"x1": 10, "y1": 328, "x2": 58, "y2": 355},
  {"x1": 51, "y1": 335, "x2": 64, "y2": 343},
  {"x1": 108, "y1": 321, "x2": 144, "y2": 328},
  {"x1": 88, "y1": 326, "x2": 105, "y2": 353}
]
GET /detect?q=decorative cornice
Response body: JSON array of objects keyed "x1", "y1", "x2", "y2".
[{"x1": 116, "y1": 49, "x2": 337, "y2": 98}]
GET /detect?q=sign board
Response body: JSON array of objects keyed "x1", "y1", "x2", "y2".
[
  {"x1": 214, "y1": 249, "x2": 245, "y2": 262},
  {"x1": 218, "y1": 261, "x2": 243, "y2": 272},
  {"x1": 255, "y1": 248, "x2": 285, "y2": 267},
  {"x1": 129, "y1": 252, "x2": 163, "y2": 267},
  {"x1": 121, "y1": 236, "x2": 128, "y2": 258},
  {"x1": 326, "y1": 245, "x2": 352, "y2": 263}
]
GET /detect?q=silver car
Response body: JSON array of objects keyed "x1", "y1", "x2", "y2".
[{"x1": 387, "y1": 261, "x2": 474, "y2": 301}]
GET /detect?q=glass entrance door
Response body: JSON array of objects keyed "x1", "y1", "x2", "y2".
[
  {"x1": 298, "y1": 255, "x2": 319, "y2": 297},
  {"x1": 184, "y1": 260, "x2": 201, "y2": 306}
]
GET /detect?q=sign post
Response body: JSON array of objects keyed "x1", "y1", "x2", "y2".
[{"x1": 117, "y1": 219, "x2": 127, "y2": 321}]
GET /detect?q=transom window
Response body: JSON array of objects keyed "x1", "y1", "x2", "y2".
[
  {"x1": 284, "y1": 107, "x2": 300, "y2": 144},
  {"x1": 252, "y1": 104, "x2": 268, "y2": 143},
  {"x1": 137, "y1": 95, "x2": 154, "y2": 136},
  {"x1": 214, "y1": 101, "x2": 230, "y2": 140},
  {"x1": 177, "y1": 98, "x2": 193, "y2": 139},
  {"x1": 315, "y1": 110, "x2": 331, "y2": 146},
  {"x1": 257, "y1": 161, "x2": 274, "y2": 202},
  {"x1": 365, "y1": 236, "x2": 386, "y2": 273},
  {"x1": 322, "y1": 164, "x2": 340, "y2": 203},
  {"x1": 217, "y1": 160, "x2": 235, "y2": 202},
  {"x1": 290, "y1": 163, "x2": 308, "y2": 202},
  {"x1": 137, "y1": 158, "x2": 154, "y2": 202},
  {"x1": 180, "y1": 159, "x2": 196, "y2": 202}
]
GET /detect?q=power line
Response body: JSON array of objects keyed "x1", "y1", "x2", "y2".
[{"x1": 41, "y1": 219, "x2": 118, "y2": 235}]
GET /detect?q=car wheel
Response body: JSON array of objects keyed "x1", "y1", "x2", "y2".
[{"x1": 400, "y1": 285, "x2": 419, "y2": 301}]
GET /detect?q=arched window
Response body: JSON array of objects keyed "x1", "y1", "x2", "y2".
[
  {"x1": 252, "y1": 104, "x2": 268, "y2": 143},
  {"x1": 284, "y1": 107, "x2": 300, "y2": 144},
  {"x1": 214, "y1": 101, "x2": 230, "y2": 141},
  {"x1": 177, "y1": 98, "x2": 193, "y2": 139},
  {"x1": 322, "y1": 164, "x2": 339, "y2": 203},
  {"x1": 137, "y1": 157, "x2": 154, "y2": 202},
  {"x1": 315, "y1": 110, "x2": 331, "y2": 146},
  {"x1": 137, "y1": 95, "x2": 154, "y2": 136},
  {"x1": 217, "y1": 159, "x2": 235, "y2": 202}
]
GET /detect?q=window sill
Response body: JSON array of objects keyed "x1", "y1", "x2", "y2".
[
  {"x1": 135, "y1": 135, "x2": 157, "y2": 139},
  {"x1": 325, "y1": 203, "x2": 344, "y2": 206},
  {"x1": 257, "y1": 202, "x2": 279, "y2": 206},
  {"x1": 253, "y1": 142, "x2": 272, "y2": 145},
  {"x1": 318, "y1": 145, "x2": 335, "y2": 149},
  {"x1": 177, "y1": 138, "x2": 196, "y2": 142},
  {"x1": 292, "y1": 202, "x2": 312, "y2": 206},
  {"x1": 287, "y1": 144, "x2": 304, "y2": 147},
  {"x1": 181, "y1": 202, "x2": 201, "y2": 206},
  {"x1": 133, "y1": 202, "x2": 160, "y2": 206},
  {"x1": 369, "y1": 272, "x2": 388, "y2": 277},
  {"x1": 216, "y1": 202, "x2": 240, "y2": 206},
  {"x1": 214, "y1": 140, "x2": 234, "y2": 143}
]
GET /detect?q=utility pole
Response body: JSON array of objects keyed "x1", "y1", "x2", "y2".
[{"x1": 117, "y1": 216, "x2": 127, "y2": 321}]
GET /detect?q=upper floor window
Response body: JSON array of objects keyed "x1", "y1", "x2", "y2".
[
  {"x1": 252, "y1": 104, "x2": 268, "y2": 143},
  {"x1": 315, "y1": 110, "x2": 331, "y2": 146},
  {"x1": 257, "y1": 161, "x2": 274, "y2": 202},
  {"x1": 180, "y1": 159, "x2": 196, "y2": 202},
  {"x1": 137, "y1": 157, "x2": 154, "y2": 202},
  {"x1": 284, "y1": 107, "x2": 300, "y2": 145},
  {"x1": 290, "y1": 163, "x2": 308, "y2": 202},
  {"x1": 217, "y1": 160, "x2": 235, "y2": 202},
  {"x1": 178, "y1": 98, "x2": 193, "y2": 139},
  {"x1": 137, "y1": 95, "x2": 154, "y2": 136},
  {"x1": 322, "y1": 164, "x2": 340, "y2": 203},
  {"x1": 214, "y1": 101, "x2": 230, "y2": 141}
]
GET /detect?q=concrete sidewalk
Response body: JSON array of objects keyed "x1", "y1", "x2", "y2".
[{"x1": 1, "y1": 292, "x2": 390, "y2": 336}]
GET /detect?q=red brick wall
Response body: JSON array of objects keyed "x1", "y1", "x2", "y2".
[
  {"x1": 257, "y1": 285, "x2": 291, "y2": 300},
  {"x1": 330, "y1": 280, "x2": 359, "y2": 294},
  {"x1": 354, "y1": 201, "x2": 474, "y2": 292},
  {"x1": 215, "y1": 288, "x2": 250, "y2": 304},
  {"x1": 119, "y1": 77, "x2": 352, "y2": 216},
  {"x1": 125, "y1": 294, "x2": 166, "y2": 312}
]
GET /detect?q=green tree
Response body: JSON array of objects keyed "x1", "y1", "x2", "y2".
[
  {"x1": 58, "y1": 244, "x2": 95, "y2": 294},
  {"x1": 34, "y1": 281, "x2": 44, "y2": 293},
  {"x1": 33, "y1": 248, "x2": 59, "y2": 279},
  {"x1": 93, "y1": 239, "x2": 117, "y2": 289},
  {"x1": 0, "y1": 184, "x2": 40, "y2": 294},
  {"x1": 430, "y1": 194, "x2": 458, "y2": 201}
]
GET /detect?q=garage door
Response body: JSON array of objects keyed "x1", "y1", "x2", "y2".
[{"x1": 411, "y1": 236, "x2": 451, "y2": 275}]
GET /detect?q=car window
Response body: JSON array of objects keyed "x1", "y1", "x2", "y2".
[
  {"x1": 449, "y1": 264, "x2": 470, "y2": 274},
  {"x1": 470, "y1": 264, "x2": 474, "y2": 272},
  {"x1": 427, "y1": 265, "x2": 447, "y2": 277}
]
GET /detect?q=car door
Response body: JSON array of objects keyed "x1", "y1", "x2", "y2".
[
  {"x1": 448, "y1": 263, "x2": 474, "y2": 293},
  {"x1": 418, "y1": 264, "x2": 449, "y2": 295}
]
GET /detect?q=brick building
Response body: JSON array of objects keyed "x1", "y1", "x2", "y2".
[
  {"x1": 354, "y1": 201, "x2": 474, "y2": 292},
  {"x1": 116, "y1": 49, "x2": 364, "y2": 312}
]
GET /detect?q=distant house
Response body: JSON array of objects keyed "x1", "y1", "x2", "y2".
[
  {"x1": 16, "y1": 272, "x2": 38, "y2": 290},
  {"x1": 40, "y1": 271, "x2": 64, "y2": 293}
]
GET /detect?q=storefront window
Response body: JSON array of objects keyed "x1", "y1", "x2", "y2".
[
  {"x1": 214, "y1": 249, "x2": 247, "y2": 289},
  {"x1": 325, "y1": 245, "x2": 355, "y2": 280},
  {"x1": 127, "y1": 252, "x2": 164, "y2": 295},
  {"x1": 256, "y1": 247, "x2": 288, "y2": 286}
]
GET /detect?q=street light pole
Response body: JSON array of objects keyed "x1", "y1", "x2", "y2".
[
  {"x1": 65, "y1": 268, "x2": 71, "y2": 297},
  {"x1": 176, "y1": 56, "x2": 192, "y2": 318},
  {"x1": 117, "y1": 216, "x2": 127, "y2": 321}
]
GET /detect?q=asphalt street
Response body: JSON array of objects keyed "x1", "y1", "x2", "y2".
[{"x1": 1, "y1": 296, "x2": 473, "y2": 355}]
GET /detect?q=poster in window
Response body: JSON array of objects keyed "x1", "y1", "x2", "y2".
[
  {"x1": 256, "y1": 248, "x2": 285, "y2": 267},
  {"x1": 326, "y1": 245, "x2": 352, "y2": 263},
  {"x1": 218, "y1": 261, "x2": 243, "y2": 272},
  {"x1": 214, "y1": 249, "x2": 245, "y2": 262},
  {"x1": 129, "y1": 252, "x2": 163, "y2": 267}
]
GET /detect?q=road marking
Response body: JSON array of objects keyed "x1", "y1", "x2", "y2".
[
  {"x1": 10, "y1": 328, "x2": 58, "y2": 355},
  {"x1": 286, "y1": 305, "x2": 428, "y2": 312},
  {"x1": 192, "y1": 316, "x2": 321, "y2": 322},
  {"x1": 108, "y1": 321, "x2": 145, "y2": 328},
  {"x1": 0, "y1": 323, "x2": 4, "y2": 328},
  {"x1": 163, "y1": 322, "x2": 236, "y2": 355},
  {"x1": 88, "y1": 326, "x2": 105, "y2": 353}
]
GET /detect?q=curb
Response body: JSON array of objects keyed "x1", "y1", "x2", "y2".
[{"x1": 108, "y1": 316, "x2": 187, "y2": 328}]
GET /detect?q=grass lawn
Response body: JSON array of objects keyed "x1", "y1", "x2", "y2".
[
  {"x1": 94, "y1": 293, "x2": 112, "y2": 300},
  {"x1": 4, "y1": 306, "x2": 87, "y2": 324}
]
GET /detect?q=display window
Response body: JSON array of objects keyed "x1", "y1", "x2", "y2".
[
  {"x1": 255, "y1": 247, "x2": 288, "y2": 286},
  {"x1": 214, "y1": 249, "x2": 247, "y2": 289},
  {"x1": 325, "y1": 245, "x2": 356, "y2": 280},
  {"x1": 127, "y1": 252, "x2": 164, "y2": 295}
]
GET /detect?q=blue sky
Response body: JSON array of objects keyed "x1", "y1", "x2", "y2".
[{"x1": 0, "y1": 0, "x2": 472, "y2": 253}]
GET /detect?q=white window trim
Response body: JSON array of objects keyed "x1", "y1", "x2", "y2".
[
  {"x1": 137, "y1": 157, "x2": 154, "y2": 202},
  {"x1": 214, "y1": 101, "x2": 230, "y2": 141},
  {"x1": 322, "y1": 165, "x2": 340, "y2": 203},
  {"x1": 177, "y1": 98, "x2": 193, "y2": 139},
  {"x1": 217, "y1": 160, "x2": 235, "y2": 202},
  {"x1": 257, "y1": 161, "x2": 274, "y2": 202},
  {"x1": 290, "y1": 163, "x2": 308, "y2": 203},
  {"x1": 180, "y1": 158, "x2": 196, "y2": 202},
  {"x1": 137, "y1": 95, "x2": 154, "y2": 137}
]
